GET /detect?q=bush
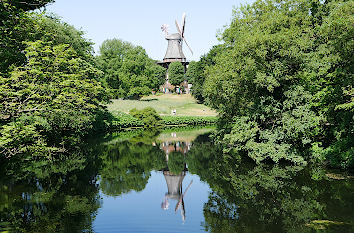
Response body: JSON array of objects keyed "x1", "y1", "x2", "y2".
[
  {"x1": 129, "y1": 107, "x2": 163, "y2": 128},
  {"x1": 162, "y1": 116, "x2": 217, "y2": 126},
  {"x1": 110, "y1": 111, "x2": 144, "y2": 129}
]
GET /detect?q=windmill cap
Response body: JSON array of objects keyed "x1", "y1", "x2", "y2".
[{"x1": 166, "y1": 33, "x2": 182, "y2": 40}]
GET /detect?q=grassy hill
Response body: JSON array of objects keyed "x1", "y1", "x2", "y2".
[{"x1": 107, "y1": 94, "x2": 217, "y2": 116}]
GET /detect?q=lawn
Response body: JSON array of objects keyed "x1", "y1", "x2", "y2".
[{"x1": 106, "y1": 94, "x2": 217, "y2": 116}]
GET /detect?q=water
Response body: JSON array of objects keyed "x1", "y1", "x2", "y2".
[
  {"x1": 94, "y1": 172, "x2": 209, "y2": 233},
  {"x1": 0, "y1": 126, "x2": 353, "y2": 233}
]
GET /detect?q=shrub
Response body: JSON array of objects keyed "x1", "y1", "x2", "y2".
[
  {"x1": 162, "y1": 116, "x2": 217, "y2": 126},
  {"x1": 110, "y1": 111, "x2": 144, "y2": 129},
  {"x1": 129, "y1": 107, "x2": 163, "y2": 128}
]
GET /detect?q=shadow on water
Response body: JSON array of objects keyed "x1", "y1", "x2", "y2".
[{"x1": 0, "y1": 126, "x2": 353, "y2": 232}]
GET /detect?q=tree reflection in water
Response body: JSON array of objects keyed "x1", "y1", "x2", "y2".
[
  {"x1": 187, "y1": 134, "x2": 354, "y2": 233},
  {"x1": 0, "y1": 146, "x2": 101, "y2": 233},
  {"x1": 99, "y1": 140, "x2": 165, "y2": 196},
  {"x1": 1, "y1": 127, "x2": 353, "y2": 232},
  {"x1": 100, "y1": 129, "x2": 196, "y2": 222}
]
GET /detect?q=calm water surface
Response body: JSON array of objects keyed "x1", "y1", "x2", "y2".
[{"x1": 0, "y1": 127, "x2": 353, "y2": 233}]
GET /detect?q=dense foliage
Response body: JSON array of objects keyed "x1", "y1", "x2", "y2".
[
  {"x1": 0, "y1": 1, "x2": 52, "y2": 74},
  {"x1": 129, "y1": 107, "x2": 163, "y2": 128},
  {"x1": 110, "y1": 111, "x2": 144, "y2": 129},
  {"x1": 162, "y1": 116, "x2": 217, "y2": 126},
  {"x1": 0, "y1": 1, "x2": 110, "y2": 159},
  {"x1": 203, "y1": 0, "x2": 353, "y2": 169},
  {"x1": 189, "y1": 45, "x2": 222, "y2": 103},
  {"x1": 187, "y1": 135, "x2": 354, "y2": 232},
  {"x1": 0, "y1": 138, "x2": 101, "y2": 232},
  {"x1": 29, "y1": 13, "x2": 95, "y2": 62},
  {"x1": 185, "y1": 61, "x2": 198, "y2": 82},
  {"x1": 0, "y1": 41, "x2": 108, "y2": 157},
  {"x1": 168, "y1": 61, "x2": 185, "y2": 86},
  {"x1": 167, "y1": 151, "x2": 186, "y2": 174},
  {"x1": 107, "y1": 112, "x2": 217, "y2": 130},
  {"x1": 99, "y1": 140, "x2": 165, "y2": 196},
  {"x1": 96, "y1": 38, "x2": 166, "y2": 98}
]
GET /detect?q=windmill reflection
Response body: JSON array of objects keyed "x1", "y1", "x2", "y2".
[{"x1": 159, "y1": 136, "x2": 193, "y2": 222}]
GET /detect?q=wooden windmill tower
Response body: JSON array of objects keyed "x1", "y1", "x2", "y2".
[{"x1": 158, "y1": 13, "x2": 193, "y2": 70}]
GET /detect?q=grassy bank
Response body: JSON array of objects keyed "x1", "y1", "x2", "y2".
[
  {"x1": 105, "y1": 94, "x2": 218, "y2": 130},
  {"x1": 107, "y1": 94, "x2": 217, "y2": 116}
]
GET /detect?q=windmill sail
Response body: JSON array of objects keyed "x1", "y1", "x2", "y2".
[
  {"x1": 181, "y1": 13, "x2": 186, "y2": 37},
  {"x1": 183, "y1": 38, "x2": 193, "y2": 55},
  {"x1": 175, "y1": 17, "x2": 193, "y2": 55},
  {"x1": 175, "y1": 20, "x2": 182, "y2": 36}
]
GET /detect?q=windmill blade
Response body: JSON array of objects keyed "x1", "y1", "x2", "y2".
[
  {"x1": 181, "y1": 13, "x2": 186, "y2": 37},
  {"x1": 175, "y1": 180, "x2": 193, "y2": 212},
  {"x1": 161, "y1": 24, "x2": 169, "y2": 36},
  {"x1": 183, "y1": 37, "x2": 193, "y2": 55},
  {"x1": 176, "y1": 16, "x2": 193, "y2": 55},
  {"x1": 175, "y1": 20, "x2": 183, "y2": 37}
]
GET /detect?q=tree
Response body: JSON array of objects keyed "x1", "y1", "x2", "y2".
[
  {"x1": 185, "y1": 61, "x2": 199, "y2": 82},
  {"x1": 186, "y1": 45, "x2": 223, "y2": 103},
  {"x1": 0, "y1": 0, "x2": 55, "y2": 75},
  {"x1": 203, "y1": 0, "x2": 353, "y2": 168},
  {"x1": 168, "y1": 151, "x2": 186, "y2": 174},
  {"x1": 96, "y1": 38, "x2": 166, "y2": 98},
  {"x1": 0, "y1": 40, "x2": 109, "y2": 158},
  {"x1": 7, "y1": 0, "x2": 54, "y2": 11},
  {"x1": 144, "y1": 64, "x2": 166, "y2": 91},
  {"x1": 30, "y1": 13, "x2": 95, "y2": 62},
  {"x1": 168, "y1": 62, "x2": 185, "y2": 87}
]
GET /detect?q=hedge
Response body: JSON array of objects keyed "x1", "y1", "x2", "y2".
[
  {"x1": 161, "y1": 116, "x2": 217, "y2": 126},
  {"x1": 109, "y1": 111, "x2": 217, "y2": 130}
]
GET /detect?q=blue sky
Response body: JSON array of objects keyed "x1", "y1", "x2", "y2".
[{"x1": 45, "y1": 0, "x2": 254, "y2": 61}]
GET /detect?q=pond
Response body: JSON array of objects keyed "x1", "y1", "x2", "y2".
[{"x1": 0, "y1": 126, "x2": 353, "y2": 233}]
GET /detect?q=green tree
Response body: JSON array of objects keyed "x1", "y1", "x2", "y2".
[
  {"x1": 203, "y1": 0, "x2": 353, "y2": 168},
  {"x1": 144, "y1": 64, "x2": 166, "y2": 91},
  {"x1": 186, "y1": 60, "x2": 203, "y2": 99},
  {"x1": 167, "y1": 151, "x2": 185, "y2": 174},
  {"x1": 96, "y1": 38, "x2": 165, "y2": 98},
  {"x1": 168, "y1": 62, "x2": 185, "y2": 87},
  {"x1": 0, "y1": 0, "x2": 55, "y2": 75},
  {"x1": 0, "y1": 40, "x2": 108, "y2": 158},
  {"x1": 185, "y1": 61, "x2": 199, "y2": 82},
  {"x1": 186, "y1": 45, "x2": 223, "y2": 103},
  {"x1": 29, "y1": 13, "x2": 95, "y2": 62}
]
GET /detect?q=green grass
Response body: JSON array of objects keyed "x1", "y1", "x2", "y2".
[{"x1": 106, "y1": 94, "x2": 217, "y2": 116}]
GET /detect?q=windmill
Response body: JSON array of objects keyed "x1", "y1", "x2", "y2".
[{"x1": 158, "y1": 13, "x2": 193, "y2": 70}]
